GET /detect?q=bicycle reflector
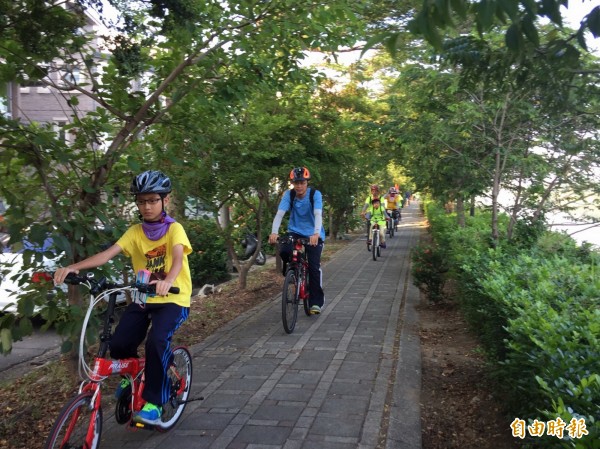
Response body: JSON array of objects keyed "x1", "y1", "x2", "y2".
[{"x1": 32, "y1": 272, "x2": 53, "y2": 283}]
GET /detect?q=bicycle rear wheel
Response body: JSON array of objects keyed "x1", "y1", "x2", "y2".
[
  {"x1": 44, "y1": 391, "x2": 103, "y2": 449},
  {"x1": 158, "y1": 346, "x2": 193, "y2": 432},
  {"x1": 282, "y1": 269, "x2": 299, "y2": 333}
]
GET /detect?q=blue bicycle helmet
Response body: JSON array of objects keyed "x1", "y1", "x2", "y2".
[{"x1": 131, "y1": 170, "x2": 172, "y2": 195}]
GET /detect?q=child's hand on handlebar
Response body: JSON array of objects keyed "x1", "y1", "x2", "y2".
[
  {"x1": 54, "y1": 267, "x2": 79, "y2": 285},
  {"x1": 151, "y1": 279, "x2": 174, "y2": 296},
  {"x1": 268, "y1": 233, "x2": 278, "y2": 245}
]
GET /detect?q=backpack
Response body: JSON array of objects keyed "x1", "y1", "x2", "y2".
[{"x1": 289, "y1": 188, "x2": 316, "y2": 217}]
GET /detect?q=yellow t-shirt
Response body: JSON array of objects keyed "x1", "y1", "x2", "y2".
[
  {"x1": 384, "y1": 193, "x2": 400, "y2": 210},
  {"x1": 116, "y1": 222, "x2": 193, "y2": 307}
]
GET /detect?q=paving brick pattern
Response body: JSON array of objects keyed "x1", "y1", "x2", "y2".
[{"x1": 100, "y1": 203, "x2": 424, "y2": 449}]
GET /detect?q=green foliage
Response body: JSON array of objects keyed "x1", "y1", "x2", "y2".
[
  {"x1": 406, "y1": 0, "x2": 599, "y2": 54},
  {"x1": 183, "y1": 219, "x2": 229, "y2": 287},
  {"x1": 0, "y1": 0, "x2": 83, "y2": 81},
  {"x1": 0, "y1": 0, "x2": 369, "y2": 348},
  {"x1": 422, "y1": 204, "x2": 600, "y2": 449},
  {"x1": 411, "y1": 241, "x2": 448, "y2": 302}
]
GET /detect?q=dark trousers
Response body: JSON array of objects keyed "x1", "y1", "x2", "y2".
[
  {"x1": 279, "y1": 233, "x2": 325, "y2": 308},
  {"x1": 110, "y1": 302, "x2": 189, "y2": 406}
]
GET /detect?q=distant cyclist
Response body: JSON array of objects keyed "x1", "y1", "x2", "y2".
[
  {"x1": 367, "y1": 197, "x2": 390, "y2": 248},
  {"x1": 269, "y1": 167, "x2": 326, "y2": 315},
  {"x1": 360, "y1": 184, "x2": 381, "y2": 239},
  {"x1": 54, "y1": 170, "x2": 193, "y2": 426},
  {"x1": 383, "y1": 186, "x2": 402, "y2": 224}
]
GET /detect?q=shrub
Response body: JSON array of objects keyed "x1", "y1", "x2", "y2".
[
  {"x1": 422, "y1": 203, "x2": 599, "y2": 449},
  {"x1": 183, "y1": 218, "x2": 229, "y2": 287},
  {"x1": 411, "y1": 240, "x2": 448, "y2": 302}
]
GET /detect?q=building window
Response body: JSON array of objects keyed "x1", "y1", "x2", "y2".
[
  {"x1": 21, "y1": 65, "x2": 50, "y2": 88},
  {"x1": 54, "y1": 121, "x2": 68, "y2": 143},
  {"x1": 61, "y1": 66, "x2": 82, "y2": 89},
  {"x1": 0, "y1": 83, "x2": 11, "y2": 117}
]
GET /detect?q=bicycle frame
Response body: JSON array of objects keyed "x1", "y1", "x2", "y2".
[
  {"x1": 369, "y1": 222, "x2": 381, "y2": 260},
  {"x1": 44, "y1": 274, "x2": 193, "y2": 449},
  {"x1": 290, "y1": 239, "x2": 309, "y2": 301},
  {"x1": 281, "y1": 236, "x2": 311, "y2": 333}
]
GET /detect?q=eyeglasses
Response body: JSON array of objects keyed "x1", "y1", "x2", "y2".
[{"x1": 135, "y1": 198, "x2": 162, "y2": 206}]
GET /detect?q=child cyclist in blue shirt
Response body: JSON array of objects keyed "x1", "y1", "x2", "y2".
[{"x1": 268, "y1": 167, "x2": 326, "y2": 315}]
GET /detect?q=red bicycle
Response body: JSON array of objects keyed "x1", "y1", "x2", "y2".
[
  {"x1": 280, "y1": 236, "x2": 311, "y2": 333},
  {"x1": 43, "y1": 273, "x2": 194, "y2": 449}
]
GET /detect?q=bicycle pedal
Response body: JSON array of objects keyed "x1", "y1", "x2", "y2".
[{"x1": 133, "y1": 421, "x2": 155, "y2": 431}]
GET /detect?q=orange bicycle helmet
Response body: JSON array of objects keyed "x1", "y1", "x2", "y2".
[{"x1": 290, "y1": 167, "x2": 311, "y2": 182}]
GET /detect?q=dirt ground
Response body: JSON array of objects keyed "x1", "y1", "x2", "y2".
[
  {"x1": 418, "y1": 295, "x2": 522, "y2": 449},
  {"x1": 0, "y1": 237, "x2": 521, "y2": 449}
]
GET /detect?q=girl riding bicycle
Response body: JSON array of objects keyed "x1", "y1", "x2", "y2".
[{"x1": 53, "y1": 170, "x2": 193, "y2": 426}]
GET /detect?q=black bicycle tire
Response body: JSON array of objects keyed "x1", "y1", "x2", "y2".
[
  {"x1": 372, "y1": 230, "x2": 378, "y2": 261},
  {"x1": 44, "y1": 391, "x2": 103, "y2": 449},
  {"x1": 282, "y1": 269, "x2": 299, "y2": 333}
]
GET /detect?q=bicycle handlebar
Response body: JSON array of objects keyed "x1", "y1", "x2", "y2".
[
  {"x1": 62, "y1": 272, "x2": 180, "y2": 295},
  {"x1": 277, "y1": 236, "x2": 312, "y2": 246}
]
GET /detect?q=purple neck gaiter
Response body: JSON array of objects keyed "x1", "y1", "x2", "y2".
[{"x1": 142, "y1": 212, "x2": 176, "y2": 241}]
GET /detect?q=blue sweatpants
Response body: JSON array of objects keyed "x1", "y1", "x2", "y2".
[{"x1": 110, "y1": 302, "x2": 189, "y2": 406}]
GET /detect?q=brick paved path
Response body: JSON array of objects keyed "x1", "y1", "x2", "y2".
[{"x1": 101, "y1": 202, "x2": 424, "y2": 449}]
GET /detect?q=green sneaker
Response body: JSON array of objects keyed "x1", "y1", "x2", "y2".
[
  {"x1": 114, "y1": 377, "x2": 131, "y2": 399},
  {"x1": 309, "y1": 305, "x2": 321, "y2": 315},
  {"x1": 134, "y1": 402, "x2": 163, "y2": 425}
]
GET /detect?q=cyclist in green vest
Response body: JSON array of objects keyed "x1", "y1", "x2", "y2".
[
  {"x1": 360, "y1": 184, "x2": 381, "y2": 240},
  {"x1": 366, "y1": 197, "x2": 390, "y2": 248}
]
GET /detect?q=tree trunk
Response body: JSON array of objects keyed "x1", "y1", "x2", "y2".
[
  {"x1": 491, "y1": 148, "x2": 501, "y2": 245},
  {"x1": 470, "y1": 195, "x2": 475, "y2": 217},
  {"x1": 456, "y1": 196, "x2": 465, "y2": 228},
  {"x1": 329, "y1": 208, "x2": 334, "y2": 240}
]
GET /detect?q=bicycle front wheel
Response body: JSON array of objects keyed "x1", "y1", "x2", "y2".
[
  {"x1": 158, "y1": 346, "x2": 193, "y2": 432},
  {"x1": 282, "y1": 269, "x2": 299, "y2": 333},
  {"x1": 44, "y1": 391, "x2": 103, "y2": 449},
  {"x1": 372, "y1": 232, "x2": 378, "y2": 261}
]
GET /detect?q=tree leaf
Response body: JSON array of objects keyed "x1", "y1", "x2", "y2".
[
  {"x1": 505, "y1": 23, "x2": 521, "y2": 51},
  {"x1": 586, "y1": 6, "x2": 600, "y2": 38},
  {"x1": 0, "y1": 329, "x2": 12, "y2": 353},
  {"x1": 576, "y1": 29, "x2": 588, "y2": 50},
  {"x1": 450, "y1": 0, "x2": 468, "y2": 19},
  {"x1": 522, "y1": 15, "x2": 539, "y2": 46},
  {"x1": 477, "y1": 0, "x2": 497, "y2": 30}
]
